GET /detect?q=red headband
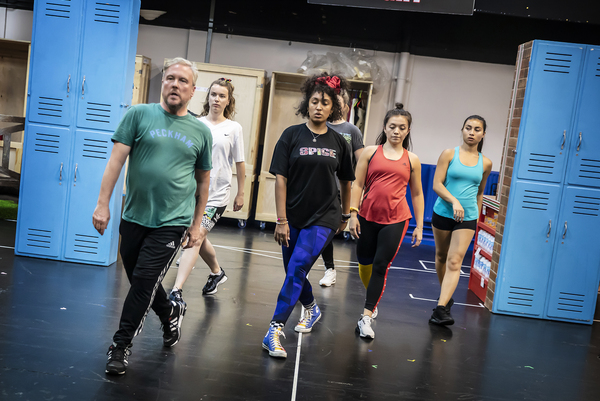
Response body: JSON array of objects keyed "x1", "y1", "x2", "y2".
[{"x1": 315, "y1": 76, "x2": 341, "y2": 94}]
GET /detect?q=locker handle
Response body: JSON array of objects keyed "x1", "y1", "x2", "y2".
[
  {"x1": 577, "y1": 132, "x2": 582, "y2": 152},
  {"x1": 562, "y1": 221, "x2": 567, "y2": 239},
  {"x1": 561, "y1": 130, "x2": 566, "y2": 150},
  {"x1": 547, "y1": 220, "x2": 552, "y2": 238},
  {"x1": 67, "y1": 75, "x2": 71, "y2": 93},
  {"x1": 59, "y1": 162, "x2": 63, "y2": 181},
  {"x1": 81, "y1": 75, "x2": 86, "y2": 95},
  {"x1": 74, "y1": 163, "x2": 78, "y2": 183}
]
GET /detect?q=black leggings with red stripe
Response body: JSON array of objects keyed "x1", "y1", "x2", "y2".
[{"x1": 356, "y1": 215, "x2": 408, "y2": 312}]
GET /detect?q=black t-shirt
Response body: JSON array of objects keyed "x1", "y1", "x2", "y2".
[{"x1": 269, "y1": 123, "x2": 355, "y2": 230}]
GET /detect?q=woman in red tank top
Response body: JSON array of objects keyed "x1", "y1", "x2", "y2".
[{"x1": 348, "y1": 103, "x2": 425, "y2": 339}]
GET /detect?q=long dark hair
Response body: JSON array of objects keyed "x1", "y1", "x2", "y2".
[
  {"x1": 376, "y1": 103, "x2": 412, "y2": 150},
  {"x1": 296, "y1": 73, "x2": 348, "y2": 122},
  {"x1": 462, "y1": 115, "x2": 486, "y2": 152}
]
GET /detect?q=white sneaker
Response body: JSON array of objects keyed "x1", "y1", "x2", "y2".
[
  {"x1": 175, "y1": 257, "x2": 180, "y2": 266},
  {"x1": 372, "y1": 307, "x2": 378, "y2": 319},
  {"x1": 356, "y1": 315, "x2": 375, "y2": 339},
  {"x1": 319, "y1": 269, "x2": 336, "y2": 287}
]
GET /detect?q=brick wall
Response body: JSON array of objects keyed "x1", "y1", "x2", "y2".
[{"x1": 484, "y1": 41, "x2": 533, "y2": 310}]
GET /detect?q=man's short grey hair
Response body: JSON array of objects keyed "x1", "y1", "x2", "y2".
[{"x1": 163, "y1": 57, "x2": 198, "y2": 86}]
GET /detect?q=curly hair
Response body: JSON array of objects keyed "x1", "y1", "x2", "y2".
[
  {"x1": 296, "y1": 73, "x2": 348, "y2": 122},
  {"x1": 376, "y1": 103, "x2": 413, "y2": 150},
  {"x1": 200, "y1": 78, "x2": 236, "y2": 119}
]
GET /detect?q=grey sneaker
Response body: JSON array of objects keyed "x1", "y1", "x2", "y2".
[{"x1": 356, "y1": 315, "x2": 375, "y2": 339}]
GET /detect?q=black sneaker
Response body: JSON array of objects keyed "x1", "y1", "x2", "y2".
[
  {"x1": 429, "y1": 305, "x2": 455, "y2": 326},
  {"x1": 105, "y1": 343, "x2": 131, "y2": 375},
  {"x1": 169, "y1": 288, "x2": 184, "y2": 304},
  {"x1": 437, "y1": 297, "x2": 455, "y2": 310},
  {"x1": 163, "y1": 300, "x2": 187, "y2": 347},
  {"x1": 202, "y1": 269, "x2": 228, "y2": 295}
]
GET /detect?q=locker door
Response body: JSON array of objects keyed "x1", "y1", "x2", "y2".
[
  {"x1": 15, "y1": 124, "x2": 71, "y2": 258},
  {"x1": 566, "y1": 47, "x2": 600, "y2": 188},
  {"x1": 27, "y1": 0, "x2": 83, "y2": 126},
  {"x1": 494, "y1": 180, "x2": 562, "y2": 317},
  {"x1": 63, "y1": 131, "x2": 114, "y2": 264},
  {"x1": 76, "y1": 0, "x2": 134, "y2": 131},
  {"x1": 545, "y1": 186, "x2": 600, "y2": 323},
  {"x1": 516, "y1": 42, "x2": 584, "y2": 183}
]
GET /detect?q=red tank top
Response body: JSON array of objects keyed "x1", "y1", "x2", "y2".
[{"x1": 360, "y1": 146, "x2": 412, "y2": 224}]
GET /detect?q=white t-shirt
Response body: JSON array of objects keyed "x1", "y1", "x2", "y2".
[{"x1": 198, "y1": 116, "x2": 245, "y2": 207}]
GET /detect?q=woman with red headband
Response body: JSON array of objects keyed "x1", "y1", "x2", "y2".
[{"x1": 262, "y1": 73, "x2": 355, "y2": 358}]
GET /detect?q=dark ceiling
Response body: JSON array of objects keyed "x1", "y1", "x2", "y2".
[{"x1": 2, "y1": 0, "x2": 600, "y2": 65}]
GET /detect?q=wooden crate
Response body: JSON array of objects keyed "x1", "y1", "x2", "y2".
[
  {"x1": 0, "y1": 39, "x2": 30, "y2": 174},
  {"x1": 131, "y1": 55, "x2": 151, "y2": 105},
  {"x1": 177, "y1": 60, "x2": 266, "y2": 223},
  {"x1": 255, "y1": 72, "x2": 373, "y2": 224}
]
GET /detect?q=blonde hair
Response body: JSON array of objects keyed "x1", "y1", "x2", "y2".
[
  {"x1": 200, "y1": 78, "x2": 236, "y2": 119},
  {"x1": 163, "y1": 57, "x2": 199, "y2": 86}
]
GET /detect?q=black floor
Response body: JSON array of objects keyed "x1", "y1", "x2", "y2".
[{"x1": 1, "y1": 219, "x2": 599, "y2": 400}]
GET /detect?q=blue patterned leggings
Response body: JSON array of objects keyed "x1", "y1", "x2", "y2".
[{"x1": 271, "y1": 225, "x2": 335, "y2": 325}]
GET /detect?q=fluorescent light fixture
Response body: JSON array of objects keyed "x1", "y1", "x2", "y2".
[{"x1": 140, "y1": 10, "x2": 166, "y2": 21}]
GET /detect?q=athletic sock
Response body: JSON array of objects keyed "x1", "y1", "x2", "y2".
[
  {"x1": 304, "y1": 300, "x2": 317, "y2": 310},
  {"x1": 358, "y1": 263, "x2": 373, "y2": 289}
]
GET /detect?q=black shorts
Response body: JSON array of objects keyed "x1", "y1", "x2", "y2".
[{"x1": 431, "y1": 212, "x2": 477, "y2": 232}]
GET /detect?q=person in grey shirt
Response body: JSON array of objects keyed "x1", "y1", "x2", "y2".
[{"x1": 319, "y1": 89, "x2": 364, "y2": 287}]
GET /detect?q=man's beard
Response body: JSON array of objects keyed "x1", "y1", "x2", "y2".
[{"x1": 164, "y1": 95, "x2": 185, "y2": 113}]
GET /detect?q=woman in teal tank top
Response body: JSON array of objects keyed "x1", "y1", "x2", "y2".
[{"x1": 430, "y1": 116, "x2": 493, "y2": 326}]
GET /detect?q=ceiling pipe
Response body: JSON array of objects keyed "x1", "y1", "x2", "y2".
[{"x1": 204, "y1": 0, "x2": 216, "y2": 63}]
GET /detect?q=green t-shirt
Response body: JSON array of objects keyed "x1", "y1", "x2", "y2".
[{"x1": 112, "y1": 103, "x2": 212, "y2": 228}]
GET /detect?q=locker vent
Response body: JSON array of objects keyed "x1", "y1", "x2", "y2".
[
  {"x1": 82, "y1": 138, "x2": 109, "y2": 160},
  {"x1": 573, "y1": 195, "x2": 600, "y2": 216},
  {"x1": 526, "y1": 153, "x2": 555, "y2": 175},
  {"x1": 557, "y1": 292, "x2": 584, "y2": 313},
  {"x1": 73, "y1": 234, "x2": 99, "y2": 255},
  {"x1": 37, "y1": 97, "x2": 64, "y2": 119},
  {"x1": 507, "y1": 286, "x2": 535, "y2": 307},
  {"x1": 544, "y1": 52, "x2": 572, "y2": 74},
  {"x1": 34, "y1": 132, "x2": 61, "y2": 154},
  {"x1": 85, "y1": 102, "x2": 111, "y2": 124},
  {"x1": 45, "y1": 0, "x2": 71, "y2": 18},
  {"x1": 26, "y1": 228, "x2": 52, "y2": 249},
  {"x1": 596, "y1": 59, "x2": 599, "y2": 77},
  {"x1": 521, "y1": 189, "x2": 550, "y2": 211},
  {"x1": 578, "y1": 158, "x2": 600, "y2": 181},
  {"x1": 94, "y1": 2, "x2": 120, "y2": 24}
]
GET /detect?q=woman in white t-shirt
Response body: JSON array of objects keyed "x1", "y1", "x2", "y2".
[{"x1": 170, "y1": 78, "x2": 245, "y2": 303}]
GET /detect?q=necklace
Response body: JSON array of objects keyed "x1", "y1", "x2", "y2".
[{"x1": 306, "y1": 124, "x2": 320, "y2": 142}]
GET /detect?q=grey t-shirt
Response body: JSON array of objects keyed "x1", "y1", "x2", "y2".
[{"x1": 326, "y1": 121, "x2": 364, "y2": 168}]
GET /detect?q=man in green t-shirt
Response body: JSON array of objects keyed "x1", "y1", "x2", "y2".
[{"x1": 92, "y1": 57, "x2": 212, "y2": 375}]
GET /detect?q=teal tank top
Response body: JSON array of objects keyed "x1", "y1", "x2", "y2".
[{"x1": 433, "y1": 146, "x2": 483, "y2": 221}]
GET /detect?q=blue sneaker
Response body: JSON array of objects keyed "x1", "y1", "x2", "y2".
[
  {"x1": 294, "y1": 304, "x2": 321, "y2": 333},
  {"x1": 262, "y1": 325, "x2": 287, "y2": 358}
]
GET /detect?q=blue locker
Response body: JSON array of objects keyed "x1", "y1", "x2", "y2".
[
  {"x1": 545, "y1": 186, "x2": 600, "y2": 323},
  {"x1": 77, "y1": 0, "x2": 136, "y2": 131},
  {"x1": 15, "y1": 124, "x2": 71, "y2": 258},
  {"x1": 566, "y1": 47, "x2": 600, "y2": 188},
  {"x1": 515, "y1": 42, "x2": 584, "y2": 184},
  {"x1": 27, "y1": 0, "x2": 83, "y2": 126},
  {"x1": 63, "y1": 131, "x2": 122, "y2": 265},
  {"x1": 16, "y1": 0, "x2": 141, "y2": 266},
  {"x1": 493, "y1": 180, "x2": 562, "y2": 316},
  {"x1": 496, "y1": 40, "x2": 600, "y2": 324}
]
